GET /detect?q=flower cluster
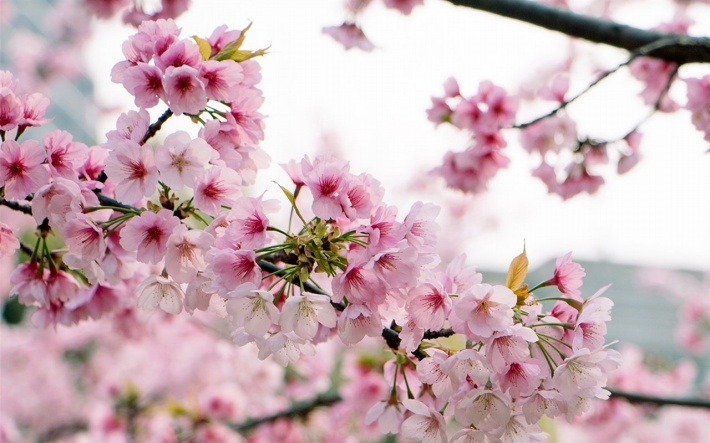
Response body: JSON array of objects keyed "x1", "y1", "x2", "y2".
[
  {"x1": 427, "y1": 78, "x2": 518, "y2": 193},
  {"x1": 0, "y1": 18, "x2": 620, "y2": 442}
]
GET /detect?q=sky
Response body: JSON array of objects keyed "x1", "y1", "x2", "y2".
[{"x1": 85, "y1": 0, "x2": 710, "y2": 272}]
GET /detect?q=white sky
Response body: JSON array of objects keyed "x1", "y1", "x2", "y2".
[{"x1": 85, "y1": 0, "x2": 710, "y2": 272}]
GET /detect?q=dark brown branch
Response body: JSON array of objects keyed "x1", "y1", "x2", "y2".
[
  {"x1": 609, "y1": 389, "x2": 710, "y2": 409},
  {"x1": 447, "y1": 0, "x2": 710, "y2": 65},
  {"x1": 36, "y1": 421, "x2": 89, "y2": 443},
  {"x1": 0, "y1": 197, "x2": 32, "y2": 215},
  {"x1": 257, "y1": 260, "x2": 347, "y2": 311},
  {"x1": 140, "y1": 108, "x2": 173, "y2": 145},
  {"x1": 231, "y1": 391, "x2": 342, "y2": 433}
]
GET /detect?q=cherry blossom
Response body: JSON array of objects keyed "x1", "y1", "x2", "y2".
[
  {"x1": 119, "y1": 209, "x2": 181, "y2": 264},
  {"x1": 0, "y1": 139, "x2": 49, "y2": 200}
]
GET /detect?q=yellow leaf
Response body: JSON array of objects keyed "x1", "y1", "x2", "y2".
[
  {"x1": 192, "y1": 36, "x2": 212, "y2": 60},
  {"x1": 505, "y1": 244, "x2": 528, "y2": 291},
  {"x1": 234, "y1": 21, "x2": 253, "y2": 50}
]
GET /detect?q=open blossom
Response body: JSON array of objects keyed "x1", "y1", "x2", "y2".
[
  {"x1": 105, "y1": 109, "x2": 150, "y2": 147},
  {"x1": 337, "y1": 303, "x2": 382, "y2": 345},
  {"x1": 122, "y1": 63, "x2": 166, "y2": 109},
  {"x1": 450, "y1": 284, "x2": 516, "y2": 340},
  {"x1": 164, "y1": 224, "x2": 214, "y2": 283},
  {"x1": 154, "y1": 130, "x2": 212, "y2": 190},
  {"x1": 301, "y1": 155, "x2": 349, "y2": 220},
  {"x1": 545, "y1": 252, "x2": 585, "y2": 299},
  {"x1": 43, "y1": 129, "x2": 89, "y2": 180},
  {"x1": 193, "y1": 166, "x2": 242, "y2": 217},
  {"x1": 205, "y1": 249, "x2": 262, "y2": 296},
  {"x1": 136, "y1": 275, "x2": 184, "y2": 315},
  {"x1": 280, "y1": 292, "x2": 337, "y2": 341},
  {"x1": 552, "y1": 347, "x2": 621, "y2": 403},
  {"x1": 163, "y1": 65, "x2": 207, "y2": 115},
  {"x1": 226, "y1": 286, "x2": 280, "y2": 337},
  {"x1": 200, "y1": 59, "x2": 244, "y2": 102},
  {"x1": 31, "y1": 177, "x2": 85, "y2": 230},
  {"x1": 453, "y1": 388, "x2": 511, "y2": 431},
  {"x1": 399, "y1": 399, "x2": 447, "y2": 443},
  {"x1": 61, "y1": 213, "x2": 106, "y2": 264},
  {"x1": 256, "y1": 331, "x2": 315, "y2": 367},
  {"x1": 417, "y1": 349, "x2": 455, "y2": 400},
  {"x1": 103, "y1": 139, "x2": 159, "y2": 204},
  {"x1": 406, "y1": 281, "x2": 451, "y2": 331},
  {"x1": 484, "y1": 325, "x2": 539, "y2": 373},
  {"x1": 119, "y1": 209, "x2": 181, "y2": 264},
  {"x1": 0, "y1": 139, "x2": 49, "y2": 200}
]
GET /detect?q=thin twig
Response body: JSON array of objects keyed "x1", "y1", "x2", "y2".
[{"x1": 514, "y1": 38, "x2": 681, "y2": 129}]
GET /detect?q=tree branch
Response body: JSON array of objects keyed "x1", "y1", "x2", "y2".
[
  {"x1": 609, "y1": 389, "x2": 710, "y2": 409},
  {"x1": 231, "y1": 391, "x2": 342, "y2": 433},
  {"x1": 141, "y1": 108, "x2": 173, "y2": 145},
  {"x1": 447, "y1": 0, "x2": 710, "y2": 64},
  {"x1": 0, "y1": 197, "x2": 32, "y2": 215}
]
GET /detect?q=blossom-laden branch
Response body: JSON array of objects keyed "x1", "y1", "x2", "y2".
[{"x1": 447, "y1": 0, "x2": 710, "y2": 65}]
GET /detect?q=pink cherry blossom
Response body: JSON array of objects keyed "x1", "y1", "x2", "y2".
[
  {"x1": 43, "y1": 129, "x2": 89, "y2": 180},
  {"x1": 0, "y1": 87, "x2": 21, "y2": 131},
  {"x1": 0, "y1": 139, "x2": 49, "y2": 200},
  {"x1": 227, "y1": 87, "x2": 265, "y2": 145},
  {"x1": 301, "y1": 155, "x2": 349, "y2": 220},
  {"x1": 226, "y1": 286, "x2": 279, "y2": 337},
  {"x1": 205, "y1": 249, "x2": 262, "y2": 296},
  {"x1": 200, "y1": 59, "x2": 244, "y2": 103},
  {"x1": 31, "y1": 177, "x2": 84, "y2": 230},
  {"x1": 216, "y1": 195, "x2": 276, "y2": 249},
  {"x1": 61, "y1": 213, "x2": 107, "y2": 264},
  {"x1": 164, "y1": 224, "x2": 214, "y2": 283},
  {"x1": 331, "y1": 258, "x2": 387, "y2": 307},
  {"x1": 364, "y1": 397, "x2": 405, "y2": 435},
  {"x1": 163, "y1": 65, "x2": 207, "y2": 116},
  {"x1": 399, "y1": 399, "x2": 447, "y2": 443},
  {"x1": 406, "y1": 281, "x2": 451, "y2": 331},
  {"x1": 552, "y1": 347, "x2": 621, "y2": 403},
  {"x1": 450, "y1": 284, "x2": 516, "y2": 340},
  {"x1": 19, "y1": 92, "x2": 50, "y2": 127},
  {"x1": 193, "y1": 166, "x2": 242, "y2": 217},
  {"x1": 433, "y1": 145, "x2": 509, "y2": 194},
  {"x1": 136, "y1": 275, "x2": 184, "y2": 315},
  {"x1": 520, "y1": 114, "x2": 577, "y2": 156},
  {"x1": 122, "y1": 63, "x2": 166, "y2": 109},
  {"x1": 0, "y1": 222, "x2": 19, "y2": 258},
  {"x1": 119, "y1": 209, "x2": 181, "y2": 264},
  {"x1": 545, "y1": 252, "x2": 585, "y2": 299},
  {"x1": 496, "y1": 359, "x2": 544, "y2": 397},
  {"x1": 154, "y1": 39, "x2": 202, "y2": 72},
  {"x1": 154, "y1": 130, "x2": 212, "y2": 190},
  {"x1": 103, "y1": 139, "x2": 159, "y2": 204},
  {"x1": 484, "y1": 325, "x2": 539, "y2": 373},
  {"x1": 337, "y1": 303, "x2": 382, "y2": 345},
  {"x1": 256, "y1": 331, "x2": 315, "y2": 367},
  {"x1": 279, "y1": 292, "x2": 337, "y2": 341},
  {"x1": 105, "y1": 109, "x2": 150, "y2": 148},
  {"x1": 416, "y1": 349, "x2": 455, "y2": 400},
  {"x1": 322, "y1": 22, "x2": 375, "y2": 51},
  {"x1": 453, "y1": 388, "x2": 511, "y2": 431}
]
